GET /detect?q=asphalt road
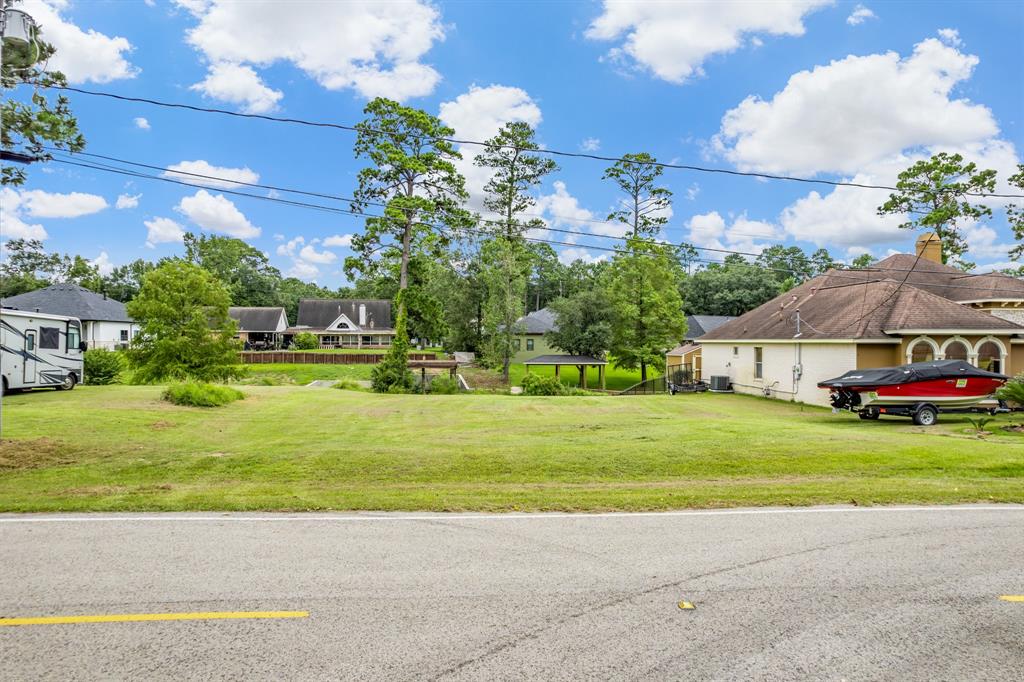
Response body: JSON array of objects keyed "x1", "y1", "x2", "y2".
[{"x1": 1, "y1": 506, "x2": 1022, "y2": 681}]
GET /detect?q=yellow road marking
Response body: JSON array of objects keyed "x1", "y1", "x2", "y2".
[
  {"x1": 999, "y1": 596, "x2": 1024, "y2": 602},
  {"x1": 0, "y1": 611, "x2": 309, "y2": 626},
  {"x1": 678, "y1": 601, "x2": 696, "y2": 610}
]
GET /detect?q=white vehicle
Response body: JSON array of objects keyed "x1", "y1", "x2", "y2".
[{"x1": 1, "y1": 308, "x2": 85, "y2": 392}]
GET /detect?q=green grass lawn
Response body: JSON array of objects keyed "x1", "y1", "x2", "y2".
[
  {"x1": 460, "y1": 362, "x2": 647, "y2": 391},
  {"x1": 239, "y1": 363, "x2": 374, "y2": 384},
  {"x1": 2, "y1": 385, "x2": 1022, "y2": 512}
]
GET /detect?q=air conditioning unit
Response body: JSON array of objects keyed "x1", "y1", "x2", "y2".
[{"x1": 709, "y1": 375, "x2": 732, "y2": 392}]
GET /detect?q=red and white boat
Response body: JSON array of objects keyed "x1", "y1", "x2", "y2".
[{"x1": 819, "y1": 360, "x2": 1008, "y2": 425}]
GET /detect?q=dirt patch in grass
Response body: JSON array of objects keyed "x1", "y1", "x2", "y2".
[
  {"x1": 0, "y1": 438, "x2": 77, "y2": 470},
  {"x1": 150, "y1": 420, "x2": 177, "y2": 430},
  {"x1": 63, "y1": 483, "x2": 174, "y2": 497}
]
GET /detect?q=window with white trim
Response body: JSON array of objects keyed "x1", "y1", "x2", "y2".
[{"x1": 754, "y1": 346, "x2": 763, "y2": 379}]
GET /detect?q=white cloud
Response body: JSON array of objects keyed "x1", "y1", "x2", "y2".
[
  {"x1": 91, "y1": 251, "x2": 114, "y2": 276},
  {"x1": 846, "y1": 4, "x2": 876, "y2": 26},
  {"x1": 143, "y1": 216, "x2": 186, "y2": 248},
  {"x1": 276, "y1": 236, "x2": 304, "y2": 258},
  {"x1": 438, "y1": 84, "x2": 543, "y2": 212},
  {"x1": 190, "y1": 62, "x2": 283, "y2": 114},
  {"x1": 163, "y1": 160, "x2": 259, "y2": 189},
  {"x1": 685, "y1": 183, "x2": 700, "y2": 201},
  {"x1": 535, "y1": 180, "x2": 600, "y2": 236},
  {"x1": 0, "y1": 188, "x2": 48, "y2": 240},
  {"x1": 937, "y1": 28, "x2": 962, "y2": 47},
  {"x1": 964, "y1": 224, "x2": 1016, "y2": 261},
  {"x1": 558, "y1": 247, "x2": 607, "y2": 265},
  {"x1": 298, "y1": 243, "x2": 336, "y2": 264},
  {"x1": 176, "y1": 189, "x2": 260, "y2": 239},
  {"x1": 115, "y1": 193, "x2": 141, "y2": 210},
  {"x1": 286, "y1": 259, "x2": 320, "y2": 280},
  {"x1": 323, "y1": 234, "x2": 353, "y2": 248},
  {"x1": 686, "y1": 210, "x2": 780, "y2": 255},
  {"x1": 23, "y1": 0, "x2": 137, "y2": 83},
  {"x1": 585, "y1": 1, "x2": 830, "y2": 84},
  {"x1": 134, "y1": 117, "x2": 151, "y2": 130},
  {"x1": 714, "y1": 35, "x2": 998, "y2": 176},
  {"x1": 19, "y1": 189, "x2": 108, "y2": 218},
  {"x1": 580, "y1": 137, "x2": 601, "y2": 152},
  {"x1": 181, "y1": 0, "x2": 445, "y2": 105}
]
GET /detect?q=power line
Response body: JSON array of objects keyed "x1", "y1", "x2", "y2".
[
  {"x1": 31, "y1": 83, "x2": 1024, "y2": 199},
  {"x1": 47, "y1": 155, "x2": 1024, "y2": 294}
]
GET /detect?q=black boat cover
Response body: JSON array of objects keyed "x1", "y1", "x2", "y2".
[{"x1": 818, "y1": 359, "x2": 1008, "y2": 389}]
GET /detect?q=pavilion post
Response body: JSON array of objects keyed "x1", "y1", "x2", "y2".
[
  {"x1": 555, "y1": 365, "x2": 560, "y2": 380},
  {"x1": 600, "y1": 365, "x2": 605, "y2": 390},
  {"x1": 581, "y1": 365, "x2": 587, "y2": 389}
]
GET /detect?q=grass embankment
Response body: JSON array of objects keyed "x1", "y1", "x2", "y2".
[{"x1": 1, "y1": 385, "x2": 1022, "y2": 512}]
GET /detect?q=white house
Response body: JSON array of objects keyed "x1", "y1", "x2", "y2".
[
  {"x1": 699, "y1": 234, "x2": 1024, "y2": 407},
  {"x1": 2, "y1": 283, "x2": 136, "y2": 350}
]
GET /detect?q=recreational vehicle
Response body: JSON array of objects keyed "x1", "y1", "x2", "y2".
[{"x1": 1, "y1": 308, "x2": 86, "y2": 392}]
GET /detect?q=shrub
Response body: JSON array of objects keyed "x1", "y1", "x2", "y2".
[
  {"x1": 333, "y1": 379, "x2": 363, "y2": 391},
  {"x1": 292, "y1": 332, "x2": 319, "y2": 350},
  {"x1": 428, "y1": 375, "x2": 459, "y2": 394},
  {"x1": 83, "y1": 348, "x2": 124, "y2": 385},
  {"x1": 372, "y1": 293, "x2": 414, "y2": 393},
  {"x1": 521, "y1": 373, "x2": 568, "y2": 396},
  {"x1": 997, "y1": 374, "x2": 1024, "y2": 406},
  {"x1": 162, "y1": 382, "x2": 244, "y2": 407}
]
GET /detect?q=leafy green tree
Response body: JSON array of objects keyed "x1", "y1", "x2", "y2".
[
  {"x1": 525, "y1": 242, "x2": 564, "y2": 312},
  {"x1": 101, "y1": 259, "x2": 158, "y2": 303},
  {"x1": 184, "y1": 233, "x2": 281, "y2": 306},
  {"x1": 0, "y1": 238, "x2": 56, "y2": 296},
  {"x1": 809, "y1": 248, "x2": 838, "y2": 276},
  {"x1": 348, "y1": 98, "x2": 471, "y2": 391},
  {"x1": 1006, "y1": 164, "x2": 1024, "y2": 262},
  {"x1": 546, "y1": 289, "x2": 613, "y2": 384},
  {"x1": 878, "y1": 152, "x2": 996, "y2": 270},
  {"x1": 676, "y1": 242, "x2": 700, "y2": 275},
  {"x1": 756, "y1": 245, "x2": 811, "y2": 285},
  {"x1": 474, "y1": 121, "x2": 557, "y2": 380},
  {"x1": 603, "y1": 152, "x2": 672, "y2": 238},
  {"x1": 607, "y1": 238, "x2": 686, "y2": 382},
  {"x1": 291, "y1": 332, "x2": 318, "y2": 350},
  {"x1": 684, "y1": 262, "x2": 780, "y2": 316},
  {"x1": 441, "y1": 249, "x2": 487, "y2": 353},
  {"x1": 2, "y1": 25, "x2": 85, "y2": 187},
  {"x1": 849, "y1": 253, "x2": 876, "y2": 269},
  {"x1": 126, "y1": 261, "x2": 242, "y2": 383}
]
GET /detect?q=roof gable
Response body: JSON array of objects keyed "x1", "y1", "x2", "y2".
[
  {"x1": 515, "y1": 307, "x2": 558, "y2": 334},
  {"x1": 229, "y1": 307, "x2": 287, "y2": 332},
  {"x1": 1, "y1": 284, "x2": 132, "y2": 322},
  {"x1": 295, "y1": 299, "x2": 392, "y2": 330},
  {"x1": 686, "y1": 315, "x2": 735, "y2": 339}
]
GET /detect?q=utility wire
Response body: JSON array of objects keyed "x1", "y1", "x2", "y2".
[
  {"x1": 31, "y1": 83, "x2": 1024, "y2": 199},
  {"x1": 48, "y1": 155, "x2": 1022, "y2": 294}
]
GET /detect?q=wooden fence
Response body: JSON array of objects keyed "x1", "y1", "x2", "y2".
[{"x1": 240, "y1": 351, "x2": 437, "y2": 365}]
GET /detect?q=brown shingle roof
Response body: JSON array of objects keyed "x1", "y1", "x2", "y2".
[
  {"x1": 700, "y1": 270, "x2": 1023, "y2": 342},
  {"x1": 860, "y1": 254, "x2": 1024, "y2": 302}
]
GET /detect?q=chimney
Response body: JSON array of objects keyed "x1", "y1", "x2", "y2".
[{"x1": 915, "y1": 232, "x2": 942, "y2": 263}]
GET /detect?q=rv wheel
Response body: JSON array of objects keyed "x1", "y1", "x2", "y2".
[
  {"x1": 913, "y1": 405, "x2": 937, "y2": 426},
  {"x1": 57, "y1": 374, "x2": 77, "y2": 391}
]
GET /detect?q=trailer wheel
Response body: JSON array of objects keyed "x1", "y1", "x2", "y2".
[
  {"x1": 913, "y1": 405, "x2": 937, "y2": 426},
  {"x1": 57, "y1": 374, "x2": 77, "y2": 391},
  {"x1": 859, "y1": 409, "x2": 880, "y2": 420}
]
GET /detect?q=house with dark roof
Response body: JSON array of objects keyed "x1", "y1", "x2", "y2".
[
  {"x1": 286, "y1": 299, "x2": 395, "y2": 348},
  {"x1": 228, "y1": 307, "x2": 288, "y2": 349},
  {"x1": 666, "y1": 315, "x2": 737, "y2": 381},
  {"x1": 698, "y1": 233, "x2": 1024, "y2": 406},
  {"x1": 1, "y1": 283, "x2": 136, "y2": 350},
  {"x1": 510, "y1": 307, "x2": 559, "y2": 362}
]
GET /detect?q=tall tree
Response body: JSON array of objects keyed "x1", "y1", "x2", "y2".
[
  {"x1": 525, "y1": 243, "x2": 563, "y2": 312},
  {"x1": 684, "y1": 261, "x2": 780, "y2": 316},
  {"x1": 878, "y1": 152, "x2": 996, "y2": 270},
  {"x1": 183, "y1": 233, "x2": 281, "y2": 306},
  {"x1": 1006, "y1": 164, "x2": 1024, "y2": 262},
  {"x1": 0, "y1": 238, "x2": 59, "y2": 296},
  {"x1": 607, "y1": 238, "x2": 687, "y2": 382},
  {"x1": 126, "y1": 261, "x2": 242, "y2": 383},
  {"x1": 348, "y1": 98, "x2": 471, "y2": 391},
  {"x1": 2, "y1": 20, "x2": 85, "y2": 186},
  {"x1": 545, "y1": 289, "x2": 614, "y2": 384},
  {"x1": 474, "y1": 121, "x2": 558, "y2": 381},
  {"x1": 809, "y1": 248, "x2": 838, "y2": 276},
  {"x1": 603, "y1": 152, "x2": 672, "y2": 238},
  {"x1": 102, "y1": 259, "x2": 159, "y2": 303},
  {"x1": 756, "y1": 245, "x2": 812, "y2": 285},
  {"x1": 849, "y1": 253, "x2": 876, "y2": 270}
]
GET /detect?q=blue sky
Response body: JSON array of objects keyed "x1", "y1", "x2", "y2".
[{"x1": 3, "y1": 0, "x2": 1022, "y2": 285}]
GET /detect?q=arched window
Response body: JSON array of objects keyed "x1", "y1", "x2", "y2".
[
  {"x1": 977, "y1": 340, "x2": 1003, "y2": 374},
  {"x1": 909, "y1": 339, "x2": 935, "y2": 363},
  {"x1": 943, "y1": 340, "x2": 969, "y2": 361}
]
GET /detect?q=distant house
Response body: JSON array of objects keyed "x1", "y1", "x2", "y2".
[
  {"x1": 2, "y1": 284, "x2": 136, "y2": 350},
  {"x1": 698, "y1": 233, "x2": 1024, "y2": 406},
  {"x1": 510, "y1": 307, "x2": 558, "y2": 362},
  {"x1": 229, "y1": 307, "x2": 288, "y2": 349},
  {"x1": 666, "y1": 314, "x2": 736, "y2": 381},
  {"x1": 285, "y1": 299, "x2": 395, "y2": 348}
]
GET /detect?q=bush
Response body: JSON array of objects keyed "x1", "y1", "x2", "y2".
[
  {"x1": 162, "y1": 382, "x2": 244, "y2": 407},
  {"x1": 428, "y1": 375, "x2": 459, "y2": 394},
  {"x1": 333, "y1": 379, "x2": 363, "y2": 391},
  {"x1": 292, "y1": 332, "x2": 319, "y2": 350},
  {"x1": 521, "y1": 373, "x2": 568, "y2": 396},
  {"x1": 997, "y1": 374, "x2": 1024, "y2": 405},
  {"x1": 83, "y1": 348, "x2": 124, "y2": 385}
]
